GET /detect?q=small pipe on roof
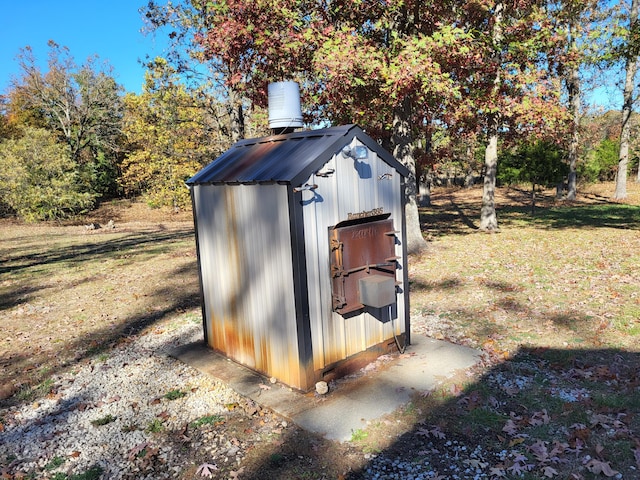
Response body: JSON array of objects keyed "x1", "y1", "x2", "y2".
[{"x1": 268, "y1": 81, "x2": 303, "y2": 135}]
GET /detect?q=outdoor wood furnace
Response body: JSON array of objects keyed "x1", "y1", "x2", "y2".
[{"x1": 187, "y1": 124, "x2": 410, "y2": 391}]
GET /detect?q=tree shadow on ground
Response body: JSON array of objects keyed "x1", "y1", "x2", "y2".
[
  {"x1": 0, "y1": 228, "x2": 193, "y2": 278},
  {"x1": 341, "y1": 345, "x2": 640, "y2": 479},
  {"x1": 237, "y1": 267, "x2": 640, "y2": 478},
  {"x1": 0, "y1": 225, "x2": 198, "y2": 404},
  {"x1": 234, "y1": 342, "x2": 640, "y2": 479},
  {"x1": 420, "y1": 187, "x2": 640, "y2": 237}
]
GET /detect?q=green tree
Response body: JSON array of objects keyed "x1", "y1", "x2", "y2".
[
  {"x1": 121, "y1": 59, "x2": 220, "y2": 209},
  {"x1": 452, "y1": 1, "x2": 570, "y2": 230},
  {"x1": 579, "y1": 138, "x2": 621, "y2": 182},
  {"x1": 12, "y1": 41, "x2": 124, "y2": 198},
  {"x1": 142, "y1": 1, "x2": 265, "y2": 143},
  {"x1": 0, "y1": 127, "x2": 95, "y2": 221},
  {"x1": 499, "y1": 140, "x2": 568, "y2": 213},
  {"x1": 547, "y1": 0, "x2": 609, "y2": 200}
]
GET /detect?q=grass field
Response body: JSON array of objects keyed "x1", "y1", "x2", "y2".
[
  {"x1": 1, "y1": 181, "x2": 639, "y2": 479},
  {"x1": 376, "y1": 182, "x2": 640, "y2": 478}
]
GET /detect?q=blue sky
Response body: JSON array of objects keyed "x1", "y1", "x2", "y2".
[{"x1": 0, "y1": 1, "x2": 168, "y2": 94}]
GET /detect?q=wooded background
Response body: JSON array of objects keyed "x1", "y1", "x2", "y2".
[{"x1": 0, "y1": 1, "x2": 638, "y2": 247}]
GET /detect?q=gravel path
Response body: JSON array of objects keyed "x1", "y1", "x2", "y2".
[
  {"x1": 1, "y1": 313, "x2": 487, "y2": 479},
  {"x1": 0, "y1": 318, "x2": 262, "y2": 479}
]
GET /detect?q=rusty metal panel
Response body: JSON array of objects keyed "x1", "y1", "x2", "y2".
[
  {"x1": 329, "y1": 218, "x2": 396, "y2": 314},
  {"x1": 192, "y1": 183, "x2": 303, "y2": 387},
  {"x1": 187, "y1": 126, "x2": 350, "y2": 185}
]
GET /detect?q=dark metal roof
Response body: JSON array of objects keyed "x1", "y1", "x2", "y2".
[{"x1": 187, "y1": 124, "x2": 410, "y2": 186}]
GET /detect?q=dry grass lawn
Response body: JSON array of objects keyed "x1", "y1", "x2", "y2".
[{"x1": 1, "y1": 182, "x2": 639, "y2": 479}]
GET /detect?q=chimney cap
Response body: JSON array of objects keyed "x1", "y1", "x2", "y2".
[{"x1": 268, "y1": 81, "x2": 303, "y2": 132}]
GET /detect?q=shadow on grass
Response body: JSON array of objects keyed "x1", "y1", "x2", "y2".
[
  {"x1": 0, "y1": 228, "x2": 194, "y2": 278},
  {"x1": 410, "y1": 277, "x2": 463, "y2": 292},
  {"x1": 0, "y1": 226, "x2": 198, "y2": 404},
  {"x1": 238, "y1": 264, "x2": 639, "y2": 478},
  {"x1": 412, "y1": 274, "x2": 606, "y2": 345},
  {"x1": 233, "y1": 344, "x2": 640, "y2": 480},
  {"x1": 2, "y1": 222, "x2": 640, "y2": 478},
  {"x1": 421, "y1": 188, "x2": 640, "y2": 236},
  {"x1": 530, "y1": 204, "x2": 640, "y2": 230}
]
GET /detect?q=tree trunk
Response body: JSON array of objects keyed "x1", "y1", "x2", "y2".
[
  {"x1": 566, "y1": 26, "x2": 580, "y2": 201},
  {"x1": 228, "y1": 88, "x2": 245, "y2": 142},
  {"x1": 531, "y1": 182, "x2": 536, "y2": 216},
  {"x1": 392, "y1": 96, "x2": 427, "y2": 253},
  {"x1": 419, "y1": 172, "x2": 432, "y2": 207},
  {"x1": 464, "y1": 144, "x2": 475, "y2": 188},
  {"x1": 479, "y1": 2, "x2": 504, "y2": 232},
  {"x1": 614, "y1": 0, "x2": 639, "y2": 200},
  {"x1": 480, "y1": 127, "x2": 499, "y2": 231}
]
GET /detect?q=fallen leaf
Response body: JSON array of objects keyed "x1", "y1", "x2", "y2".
[
  {"x1": 528, "y1": 439, "x2": 549, "y2": 462},
  {"x1": 489, "y1": 466, "x2": 506, "y2": 477},
  {"x1": 507, "y1": 462, "x2": 526, "y2": 475},
  {"x1": 196, "y1": 462, "x2": 218, "y2": 477},
  {"x1": 463, "y1": 459, "x2": 488, "y2": 469},
  {"x1": 450, "y1": 384, "x2": 463, "y2": 396},
  {"x1": 128, "y1": 442, "x2": 149, "y2": 461},
  {"x1": 529, "y1": 409, "x2": 550, "y2": 426},
  {"x1": 229, "y1": 467, "x2": 245, "y2": 479},
  {"x1": 502, "y1": 419, "x2": 519, "y2": 435},
  {"x1": 509, "y1": 437, "x2": 526, "y2": 447},
  {"x1": 585, "y1": 459, "x2": 618, "y2": 477}
]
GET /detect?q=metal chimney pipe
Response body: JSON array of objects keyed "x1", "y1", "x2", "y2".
[{"x1": 268, "y1": 81, "x2": 303, "y2": 135}]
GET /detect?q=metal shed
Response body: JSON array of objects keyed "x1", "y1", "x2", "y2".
[{"x1": 187, "y1": 124, "x2": 410, "y2": 391}]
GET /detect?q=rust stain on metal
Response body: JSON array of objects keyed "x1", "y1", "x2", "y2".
[
  {"x1": 318, "y1": 336, "x2": 404, "y2": 384},
  {"x1": 218, "y1": 188, "x2": 253, "y2": 365},
  {"x1": 329, "y1": 218, "x2": 397, "y2": 314}
]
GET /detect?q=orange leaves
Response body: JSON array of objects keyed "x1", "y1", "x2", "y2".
[{"x1": 482, "y1": 338, "x2": 511, "y2": 361}]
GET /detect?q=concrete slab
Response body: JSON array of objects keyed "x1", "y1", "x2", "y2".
[{"x1": 167, "y1": 334, "x2": 481, "y2": 442}]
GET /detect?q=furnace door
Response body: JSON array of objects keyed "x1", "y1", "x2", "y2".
[{"x1": 329, "y1": 217, "x2": 398, "y2": 314}]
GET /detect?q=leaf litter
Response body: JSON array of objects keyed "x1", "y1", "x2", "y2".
[{"x1": 1, "y1": 184, "x2": 640, "y2": 479}]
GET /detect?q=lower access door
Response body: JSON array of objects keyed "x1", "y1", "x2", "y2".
[{"x1": 329, "y1": 216, "x2": 398, "y2": 315}]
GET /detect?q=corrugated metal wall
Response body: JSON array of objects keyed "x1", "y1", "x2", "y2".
[
  {"x1": 301, "y1": 139, "x2": 406, "y2": 371},
  {"x1": 192, "y1": 183, "x2": 303, "y2": 387}
]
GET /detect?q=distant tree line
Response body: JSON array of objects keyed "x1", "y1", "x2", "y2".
[{"x1": 0, "y1": 1, "x2": 638, "y2": 243}]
